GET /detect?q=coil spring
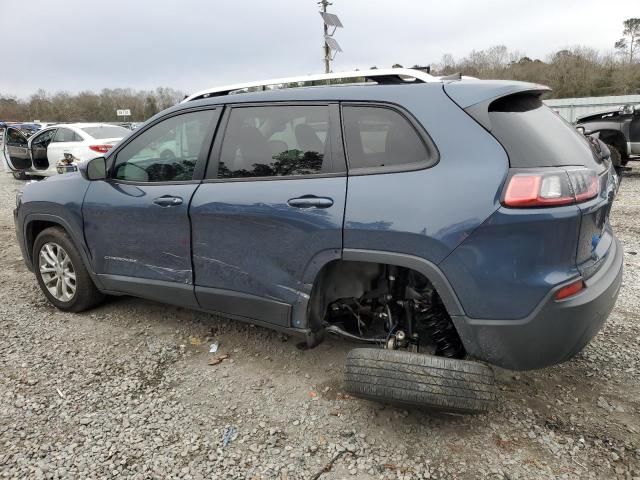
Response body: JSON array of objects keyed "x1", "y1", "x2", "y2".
[{"x1": 414, "y1": 301, "x2": 465, "y2": 359}]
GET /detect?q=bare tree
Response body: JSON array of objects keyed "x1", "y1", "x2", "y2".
[{"x1": 615, "y1": 18, "x2": 640, "y2": 63}]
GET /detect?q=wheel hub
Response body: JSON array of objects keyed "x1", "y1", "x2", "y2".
[{"x1": 39, "y1": 242, "x2": 76, "y2": 302}]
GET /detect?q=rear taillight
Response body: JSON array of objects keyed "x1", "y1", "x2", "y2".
[
  {"x1": 89, "y1": 145, "x2": 113, "y2": 154},
  {"x1": 503, "y1": 168, "x2": 599, "y2": 208}
]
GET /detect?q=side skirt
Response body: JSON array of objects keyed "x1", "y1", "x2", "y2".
[{"x1": 97, "y1": 274, "x2": 294, "y2": 330}]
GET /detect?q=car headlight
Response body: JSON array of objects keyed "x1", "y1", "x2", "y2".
[{"x1": 15, "y1": 191, "x2": 23, "y2": 209}]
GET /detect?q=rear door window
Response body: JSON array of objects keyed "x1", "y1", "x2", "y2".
[
  {"x1": 53, "y1": 128, "x2": 82, "y2": 142},
  {"x1": 32, "y1": 129, "x2": 57, "y2": 147},
  {"x1": 214, "y1": 105, "x2": 333, "y2": 179},
  {"x1": 342, "y1": 105, "x2": 432, "y2": 173}
]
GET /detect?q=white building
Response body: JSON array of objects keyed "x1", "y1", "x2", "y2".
[{"x1": 544, "y1": 95, "x2": 640, "y2": 123}]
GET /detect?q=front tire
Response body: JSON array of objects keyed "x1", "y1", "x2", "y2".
[
  {"x1": 33, "y1": 227, "x2": 104, "y2": 312},
  {"x1": 12, "y1": 171, "x2": 28, "y2": 180},
  {"x1": 345, "y1": 348, "x2": 497, "y2": 414},
  {"x1": 606, "y1": 144, "x2": 624, "y2": 177}
]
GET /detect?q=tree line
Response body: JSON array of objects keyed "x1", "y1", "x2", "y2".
[
  {"x1": 431, "y1": 45, "x2": 639, "y2": 99},
  {"x1": 1, "y1": 19, "x2": 638, "y2": 123},
  {"x1": 0, "y1": 87, "x2": 185, "y2": 123},
  {"x1": 408, "y1": 18, "x2": 640, "y2": 99}
]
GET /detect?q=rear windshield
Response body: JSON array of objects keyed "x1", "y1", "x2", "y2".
[
  {"x1": 81, "y1": 126, "x2": 130, "y2": 139},
  {"x1": 489, "y1": 94, "x2": 602, "y2": 169}
]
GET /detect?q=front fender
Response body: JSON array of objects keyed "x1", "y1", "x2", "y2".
[
  {"x1": 17, "y1": 173, "x2": 101, "y2": 287},
  {"x1": 20, "y1": 212, "x2": 103, "y2": 289}
]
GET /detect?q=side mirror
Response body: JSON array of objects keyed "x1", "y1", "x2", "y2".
[
  {"x1": 576, "y1": 126, "x2": 586, "y2": 135},
  {"x1": 83, "y1": 157, "x2": 106, "y2": 181}
]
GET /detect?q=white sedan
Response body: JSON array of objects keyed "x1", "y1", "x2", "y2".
[{"x1": 3, "y1": 123, "x2": 131, "y2": 178}]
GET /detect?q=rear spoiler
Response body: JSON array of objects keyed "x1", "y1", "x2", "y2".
[{"x1": 444, "y1": 80, "x2": 551, "y2": 131}]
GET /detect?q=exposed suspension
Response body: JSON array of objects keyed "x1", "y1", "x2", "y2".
[
  {"x1": 414, "y1": 299, "x2": 465, "y2": 359},
  {"x1": 322, "y1": 264, "x2": 465, "y2": 359}
]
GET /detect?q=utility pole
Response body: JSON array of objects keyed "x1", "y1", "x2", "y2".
[
  {"x1": 318, "y1": 0, "x2": 342, "y2": 74},
  {"x1": 320, "y1": 0, "x2": 331, "y2": 73}
]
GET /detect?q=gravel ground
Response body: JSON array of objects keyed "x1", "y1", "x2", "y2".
[{"x1": 1, "y1": 168, "x2": 639, "y2": 480}]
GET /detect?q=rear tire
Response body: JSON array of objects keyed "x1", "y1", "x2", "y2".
[
  {"x1": 345, "y1": 348, "x2": 496, "y2": 414},
  {"x1": 33, "y1": 227, "x2": 104, "y2": 312}
]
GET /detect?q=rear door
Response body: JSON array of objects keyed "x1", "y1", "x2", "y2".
[
  {"x1": 30, "y1": 129, "x2": 57, "y2": 168},
  {"x1": 3, "y1": 127, "x2": 32, "y2": 171},
  {"x1": 48, "y1": 127, "x2": 83, "y2": 165},
  {"x1": 82, "y1": 108, "x2": 220, "y2": 306},
  {"x1": 190, "y1": 103, "x2": 347, "y2": 327}
]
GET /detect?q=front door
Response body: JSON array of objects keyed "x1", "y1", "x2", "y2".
[
  {"x1": 190, "y1": 104, "x2": 347, "y2": 327},
  {"x1": 82, "y1": 108, "x2": 220, "y2": 307},
  {"x1": 3, "y1": 127, "x2": 32, "y2": 171}
]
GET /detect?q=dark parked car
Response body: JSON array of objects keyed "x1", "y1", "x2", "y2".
[
  {"x1": 576, "y1": 104, "x2": 640, "y2": 171},
  {"x1": 12, "y1": 69, "x2": 623, "y2": 413}
]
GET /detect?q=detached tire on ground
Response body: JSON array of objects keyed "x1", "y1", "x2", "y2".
[{"x1": 345, "y1": 348, "x2": 496, "y2": 414}]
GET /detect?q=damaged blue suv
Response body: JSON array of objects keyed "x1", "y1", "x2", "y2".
[{"x1": 13, "y1": 69, "x2": 622, "y2": 413}]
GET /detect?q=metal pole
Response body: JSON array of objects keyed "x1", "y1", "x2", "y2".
[{"x1": 320, "y1": 0, "x2": 331, "y2": 73}]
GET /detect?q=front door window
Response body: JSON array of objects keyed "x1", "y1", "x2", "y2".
[{"x1": 112, "y1": 110, "x2": 218, "y2": 182}]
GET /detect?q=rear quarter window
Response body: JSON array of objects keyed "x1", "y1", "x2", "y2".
[
  {"x1": 342, "y1": 105, "x2": 434, "y2": 173},
  {"x1": 488, "y1": 94, "x2": 602, "y2": 169}
]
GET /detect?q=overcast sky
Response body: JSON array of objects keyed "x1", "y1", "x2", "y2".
[{"x1": 1, "y1": 0, "x2": 637, "y2": 98}]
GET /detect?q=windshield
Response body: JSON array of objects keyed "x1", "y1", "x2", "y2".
[{"x1": 81, "y1": 126, "x2": 130, "y2": 139}]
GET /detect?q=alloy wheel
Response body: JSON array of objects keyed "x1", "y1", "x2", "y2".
[{"x1": 39, "y1": 242, "x2": 76, "y2": 302}]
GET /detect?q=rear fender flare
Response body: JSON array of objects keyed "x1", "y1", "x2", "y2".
[{"x1": 292, "y1": 248, "x2": 465, "y2": 330}]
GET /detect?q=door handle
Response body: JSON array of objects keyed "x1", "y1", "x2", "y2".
[
  {"x1": 287, "y1": 195, "x2": 334, "y2": 209},
  {"x1": 153, "y1": 195, "x2": 183, "y2": 207}
]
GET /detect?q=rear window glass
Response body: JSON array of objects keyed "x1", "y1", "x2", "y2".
[
  {"x1": 342, "y1": 106, "x2": 431, "y2": 172},
  {"x1": 489, "y1": 94, "x2": 601, "y2": 168},
  {"x1": 216, "y1": 105, "x2": 332, "y2": 179},
  {"x1": 82, "y1": 126, "x2": 130, "y2": 139}
]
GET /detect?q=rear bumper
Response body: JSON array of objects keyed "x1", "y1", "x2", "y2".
[{"x1": 452, "y1": 236, "x2": 623, "y2": 370}]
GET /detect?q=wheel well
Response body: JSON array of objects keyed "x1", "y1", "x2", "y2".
[
  {"x1": 598, "y1": 130, "x2": 628, "y2": 157},
  {"x1": 307, "y1": 260, "x2": 382, "y2": 330},
  {"x1": 25, "y1": 220, "x2": 65, "y2": 262},
  {"x1": 307, "y1": 259, "x2": 465, "y2": 357}
]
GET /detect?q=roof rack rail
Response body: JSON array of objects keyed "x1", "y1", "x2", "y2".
[{"x1": 182, "y1": 68, "x2": 440, "y2": 103}]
